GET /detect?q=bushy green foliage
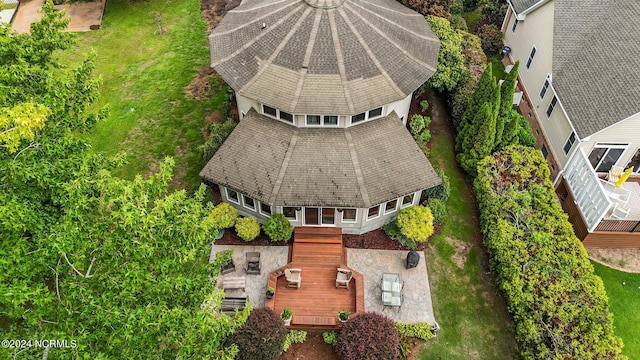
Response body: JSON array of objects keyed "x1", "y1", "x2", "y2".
[
  {"x1": 421, "y1": 168, "x2": 451, "y2": 203},
  {"x1": 228, "y1": 308, "x2": 287, "y2": 360},
  {"x1": 235, "y1": 216, "x2": 261, "y2": 242},
  {"x1": 409, "y1": 114, "x2": 426, "y2": 136},
  {"x1": 383, "y1": 220, "x2": 417, "y2": 249},
  {"x1": 449, "y1": 14, "x2": 468, "y2": 31},
  {"x1": 425, "y1": 16, "x2": 466, "y2": 92},
  {"x1": 474, "y1": 146, "x2": 625, "y2": 360},
  {"x1": 477, "y1": 23, "x2": 502, "y2": 55},
  {"x1": 448, "y1": 32, "x2": 486, "y2": 127},
  {"x1": 396, "y1": 206, "x2": 435, "y2": 244},
  {"x1": 263, "y1": 213, "x2": 293, "y2": 242},
  {"x1": 398, "y1": 0, "x2": 454, "y2": 17},
  {"x1": 420, "y1": 128, "x2": 432, "y2": 143},
  {"x1": 198, "y1": 118, "x2": 236, "y2": 161},
  {"x1": 495, "y1": 61, "x2": 519, "y2": 150},
  {"x1": 395, "y1": 322, "x2": 435, "y2": 341},
  {"x1": 323, "y1": 331, "x2": 338, "y2": 345},
  {"x1": 516, "y1": 113, "x2": 536, "y2": 147},
  {"x1": 335, "y1": 312, "x2": 400, "y2": 360},
  {"x1": 282, "y1": 330, "x2": 307, "y2": 352},
  {"x1": 427, "y1": 198, "x2": 447, "y2": 224},
  {"x1": 419, "y1": 100, "x2": 430, "y2": 112},
  {"x1": 210, "y1": 202, "x2": 239, "y2": 229}
]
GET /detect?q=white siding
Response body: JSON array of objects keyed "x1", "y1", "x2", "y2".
[{"x1": 579, "y1": 112, "x2": 640, "y2": 172}]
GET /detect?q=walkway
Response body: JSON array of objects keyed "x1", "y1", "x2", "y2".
[{"x1": 11, "y1": 0, "x2": 105, "y2": 33}]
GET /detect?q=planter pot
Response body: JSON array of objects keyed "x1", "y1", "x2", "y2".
[
  {"x1": 266, "y1": 292, "x2": 274, "y2": 299},
  {"x1": 283, "y1": 317, "x2": 292, "y2": 326},
  {"x1": 339, "y1": 318, "x2": 347, "y2": 323}
]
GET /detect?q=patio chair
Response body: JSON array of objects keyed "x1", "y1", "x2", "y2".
[
  {"x1": 285, "y1": 268, "x2": 302, "y2": 288},
  {"x1": 245, "y1": 252, "x2": 261, "y2": 275},
  {"x1": 611, "y1": 203, "x2": 629, "y2": 220},
  {"x1": 335, "y1": 268, "x2": 353, "y2": 289},
  {"x1": 608, "y1": 165, "x2": 624, "y2": 183}
]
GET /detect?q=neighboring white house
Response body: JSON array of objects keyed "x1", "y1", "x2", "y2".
[
  {"x1": 200, "y1": 0, "x2": 442, "y2": 234},
  {"x1": 502, "y1": 0, "x2": 640, "y2": 247}
]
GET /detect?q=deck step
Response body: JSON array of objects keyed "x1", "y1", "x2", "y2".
[{"x1": 292, "y1": 315, "x2": 336, "y2": 326}]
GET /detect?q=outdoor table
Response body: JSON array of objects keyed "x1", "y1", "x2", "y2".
[{"x1": 381, "y1": 273, "x2": 402, "y2": 307}]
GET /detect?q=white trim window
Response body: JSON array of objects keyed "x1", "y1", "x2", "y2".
[
  {"x1": 512, "y1": 18, "x2": 518, "y2": 32},
  {"x1": 306, "y1": 114, "x2": 339, "y2": 126},
  {"x1": 262, "y1": 104, "x2": 294, "y2": 124},
  {"x1": 282, "y1": 206, "x2": 297, "y2": 220},
  {"x1": 525, "y1": 46, "x2": 536, "y2": 69},
  {"x1": 242, "y1": 195, "x2": 256, "y2": 211},
  {"x1": 562, "y1": 132, "x2": 576, "y2": 155},
  {"x1": 546, "y1": 96, "x2": 557, "y2": 118},
  {"x1": 226, "y1": 188, "x2": 240, "y2": 204},
  {"x1": 341, "y1": 208, "x2": 357, "y2": 223},
  {"x1": 401, "y1": 194, "x2": 414, "y2": 208},
  {"x1": 367, "y1": 205, "x2": 381, "y2": 220},
  {"x1": 384, "y1": 199, "x2": 398, "y2": 214},
  {"x1": 351, "y1": 107, "x2": 383, "y2": 125},
  {"x1": 259, "y1": 202, "x2": 272, "y2": 216},
  {"x1": 588, "y1": 143, "x2": 628, "y2": 173},
  {"x1": 539, "y1": 77, "x2": 550, "y2": 99}
]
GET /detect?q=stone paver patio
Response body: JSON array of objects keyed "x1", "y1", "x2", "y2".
[{"x1": 11, "y1": 0, "x2": 105, "y2": 33}]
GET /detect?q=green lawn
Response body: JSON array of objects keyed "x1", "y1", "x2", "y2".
[
  {"x1": 592, "y1": 262, "x2": 640, "y2": 359},
  {"x1": 60, "y1": 0, "x2": 227, "y2": 191},
  {"x1": 417, "y1": 108, "x2": 517, "y2": 359}
]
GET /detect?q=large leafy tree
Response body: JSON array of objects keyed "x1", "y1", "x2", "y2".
[
  {"x1": 425, "y1": 15, "x2": 465, "y2": 92},
  {"x1": 1, "y1": 3, "x2": 246, "y2": 358}
]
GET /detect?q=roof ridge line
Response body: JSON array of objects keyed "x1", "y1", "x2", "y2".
[
  {"x1": 337, "y1": 7, "x2": 405, "y2": 99},
  {"x1": 209, "y1": 1, "x2": 295, "y2": 37},
  {"x1": 328, "y1": 9, "x2": 355, "y2": 114},
  {"x1": 356, "y1": 0, "x2": 423, "y2": 17},
  {"x1": 211, "y1": 3, "x2": 304, "y2": 67},
  {"x1": 344, "y1": 128, "x2": 371, "y2": 206},
  {"x1": 229, "y1": 0, "x2": 290, "y2": 13},
  {"x1": 270, "y1": 127, "x2": 300, "y2": 205},
  {"x1": 346, "y1": 3, "x2": 436, "y2": 72},
  {"x1": 291, "y1": 9, "x2": 324, "y2": 111},
  {"x1": 239, "y1": 6, "x2": 314, "y2": 95},
  {"x1": 348, "y1": 1, "x2": 438, "y2": 42}
]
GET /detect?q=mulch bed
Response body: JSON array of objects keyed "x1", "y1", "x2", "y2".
[{"x1": 215, "y1": 226, "x2": 443, "y2": 251}]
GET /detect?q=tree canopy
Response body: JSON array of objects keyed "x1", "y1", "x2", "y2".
[{"x1": 425, "y1": 15, "x2": 466, "y2": 92}]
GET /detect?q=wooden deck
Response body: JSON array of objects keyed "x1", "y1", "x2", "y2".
[{"x1": 265, "y1": 227, "x2": 364, "y2": 330}]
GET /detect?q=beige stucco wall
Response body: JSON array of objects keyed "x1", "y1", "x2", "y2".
[{"x1": 579, "y1": 112, "x2": 640, "y2": 173}]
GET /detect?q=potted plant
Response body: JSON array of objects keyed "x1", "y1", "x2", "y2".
[
  {"x1": 281, "y1": 307, "x2": 293, "y2": 326},
  {"x1": 338, "y1": 310, "x2": 350, "y2": 323},
  {"x1": 266, "y1": 287, "x2": 275, "y2": 299}
]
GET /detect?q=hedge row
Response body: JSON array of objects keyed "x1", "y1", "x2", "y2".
[{"x1": 474, "y1": 146, "x2": 625, "y2": 359}]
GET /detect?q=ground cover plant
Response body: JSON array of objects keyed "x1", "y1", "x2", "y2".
[{"x1": 474, "y1": 145, "x2": 625, "y2": 359}]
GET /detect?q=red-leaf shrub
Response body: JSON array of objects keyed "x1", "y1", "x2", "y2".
[
  {"x1": 334, "y1": 312, "x2": 400, "y2": 360},
  {"x1": 477, "y1": 24, "x2": 503, "y2": 56},
  {"x1": 227, "y1": 308, "x2": 287, "y2": 360}
]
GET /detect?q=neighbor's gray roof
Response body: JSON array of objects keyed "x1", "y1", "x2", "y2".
[
  {"x1": 209, "y1": 0, "x2": 440, "y2": 115},
  {"x1": 552, "y1": 0, "x2": 640, "y2": 138},
  {"x1": 200, "y1": 109, "x2": 441, "y2": 208},
  {"x1": 508, "y1": 0, "x2": 545, "y2": 14}
]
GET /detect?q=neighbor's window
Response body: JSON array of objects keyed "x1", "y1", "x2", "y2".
[
  {"x1": 588, "y1": 144, "x2": 628, "y2": 172},
  {"x1": 563, "y1": 132, "x2": 576, "y2": 155},
  {"x1": 283, "y1": 206, "x2": 297, "y2": 220},
  {"x1": 243, "y1": 195, "x2": 256, "y2": 210},
  {"x1": 526, "y1": 46, "x2": 536, "y2": 69},
  {"x1": 263, "y1": 105, "x2": 277, "y2": 117},
  {"x1": 546, "y1": 96, "x2": 558, "y2": 118},
  {"x1": 384, "y1": 200, "x2": 398, "y2": 214},
  {"x1": 226, "y1": 188, "x2": 239, "y2": 203},
  {"x1": 367, "y1": 205, "x2": 380, "y2": 220},
  {"x1": 540, "y1": 145, "x2": 548, "y2": 159},
  {"x1": 341, "y1": 208, "x2": 357, "y2": 222},
  {"x1": 512, "y1": 19, "x2": 518, "y2": 32},
  {"x1": 539, "y1": 78, "x2": 550, "y2": 99},
  {"x1": 401, "y1": 194, "x2": 414, "y2": 207},
  {"x1": 260, "y1": 202, "x2": 272, "y2": 216}
]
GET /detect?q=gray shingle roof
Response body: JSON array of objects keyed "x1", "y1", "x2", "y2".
[
  {"x1": 209, "y1": 0, "x2": 440, "y2": 115},
  {"x1": 200, "y1": 109, "x2": 441, "y2": 207},
  {"x1": 552, "y1": 0, "x2": 640, "y2": 138},
  {"x1": 508, "y1": 0, "x2": 545, "y2": 14}
]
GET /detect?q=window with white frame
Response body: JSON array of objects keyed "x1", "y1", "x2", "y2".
[
  {"x1": 259, "y1": 202, "x2": 272, "y2": 216},
  {"x1": 526, "y1": 46, "x2": 536, "y2": 69},
  {"x1": 263, "y1": 104, "x2": 277, "y2": 117},
  {"x1": 626, "y1": 149, "x2": 640, "y2": 173},
  {"x1": 262, "y1": 104, "x2": 294, "y2": 123},
  {"x1": 546, "y1": 96, "x2": 557, "y2": 118},
  {"x1": 588, "y1": 143, "x2": 628, "y2": 172},
  {"x1": 367, "y1": 205, "x2": 380, "y2": 220},
  {"x1": 351, "y1": 107, "x2": 383, "y2": 124},
  {"x1": 243, "y1": 195, "x2": 256, "y2": 210},
  {"x1": 540, "y1": 145, "x2": 548, "y2": 159},
  {"x1": 539, "y1": 78, "x2": 550, "y2": 99},
  {"x1": 282, "y1": 206, "x2": 297, "y2": 220},
  {"x1": 226, "y1": 188, "x2": 239, "y2": 204},
  {"x1": 306, "y1": 114, "x2": 339, "y2": 126},
  {"x1": 563, "y1": 132, "x2": 576, "y2": 155},
  {"x1": 512, "y1": 19, "x2": 518, "y2": 32},
  {"x1": 401, "y1": 193, "x2": 414, "y2": 208},
  {"x1": 341, "y1": 208, "x2": 357, "y2": 222},
  {"x1": 384, "y1": 199, "x2": 398, "y2": 214}
]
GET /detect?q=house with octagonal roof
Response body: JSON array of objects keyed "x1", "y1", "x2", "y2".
[{"x1": 200, "y1": 0, "x2": 442, "y2": 234}]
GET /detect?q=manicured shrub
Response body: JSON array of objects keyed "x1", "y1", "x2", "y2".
[
  {"x1": 449, "y1": 13, "x2": 468, "y2": 31},
  {"x1": 395, "y1": 322, "x2": 435, "y2": 359},
  {"x1": 282, "y1": 330, "x2": 307, "y2": 352},
  {"x1": 477, "y1": 23, "x2": 502, "y2": 55},
  {"x1": 210, "y1": 202, "x2": 238, "y2": 229},
  {"x1": 420, "y1": 129, "x2": 432, "y2": 143},
  {"x1": 334, "y1": 312, "x2": 400, "y2": 360},
  {"x1": 322, "y1": 331, "x2": 338, "y2": 345},
  {"x1": 419, "y1": 100, "x2": 430, "y2": 112},
  {"x1": 474, "y1": 146, "x2": 624, "y2": 360},
  {"x1": 409, "y1": 114, "x2": 426, "y2": 136},
  {"x1": 227, "y1": 308, "x2": 287, "y2": 360},
  {"x1": 396, "y1": 206, "x2": 434, "y2": 244},
  {"x1": 421, "y1": 168, "x2": 450, "y2": 203},
  {"x1": 198, "y1": 118, "x2": 235, "y2": 161},
  {"x1": 426, "y1": 198, "x2": 446, "y2": 224},
  {"x1": 425, "y1": 16, "x2": 465, "y2": 92},
  {"x1": 235, "y1": 216, "x2": 260, "y2": 242},
  {"x1": 263, "y1": 213, "x2": 293, "y2": 242},
  {"x1": 383, "y1": 220, "x2": 416, "y2": 249}
]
